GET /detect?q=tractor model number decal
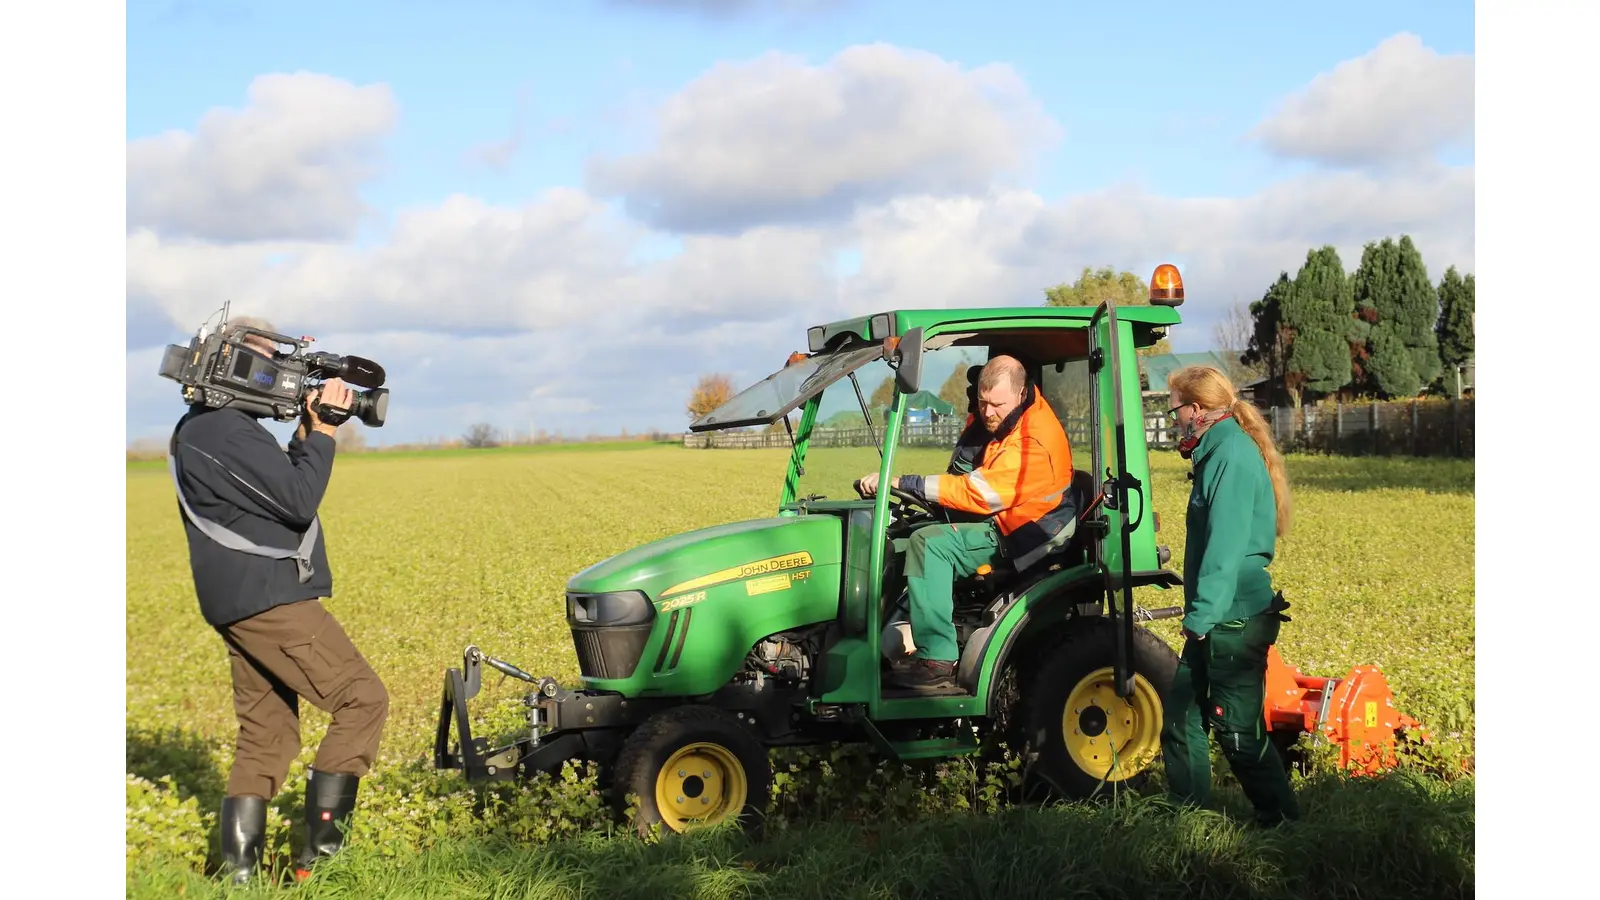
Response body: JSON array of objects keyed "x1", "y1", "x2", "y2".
[
  {"x1": 745, "y1": 568, "x2": 811, "y2": 597},
  {"x1": 746, "y1": 574, "x2": 792, "y2": 596},
  {"x1": 660, "y1": 551, "x2": 814, "y2": 597},
  {"x1": 657, "y1": 591, "x2": 706, "y2": 612}
]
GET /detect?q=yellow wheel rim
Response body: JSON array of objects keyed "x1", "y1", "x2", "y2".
[
  {"x1": 1061, "y1": 667, "x2": 1163, "y2": 782},
  {"x1": 653, "y1": 742, "x2": 748, "y2": 832}
]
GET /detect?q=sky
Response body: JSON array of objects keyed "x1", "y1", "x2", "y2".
[{"x1": 125, "y1": 0, "x2": 1476, "y2": 447}]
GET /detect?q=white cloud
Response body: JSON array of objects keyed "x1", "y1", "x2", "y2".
[
  {"x1": 127, "y1": 72, "x2": 399, "y2": 242},
  {"x1": 127, "y1": 57, "x2": 1475, "y2": 447},
  {"x1": 643, "y1": 225, "x2": 838, "y2": 322},
  {"x1": 126, "y1": 187, "x2": 843, "y2": 344},
  {"x1": 1251, "y1": 32, "x2": 1474, "y2": 169},
  {"x1": 840, "y1": 190, "x2": 1053, "y2": 313},
  {"x1": 1022, "y1": 165, "x2": 1475, "y2": 338},
  {"x1": 585, "y1": 43, "x2": 1062, "y2": 232},
  {"x1": 126, "y1": 189, "x2": 644, "y2": 335},
  {"x1": 820, "y1": 163, "x2": 1473, "y2": 350},
  {"x1": 129, "y1": 162, "x2": 1473, "y2": 444}
]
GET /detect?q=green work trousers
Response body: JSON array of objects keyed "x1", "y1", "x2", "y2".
[
  {"x1": 1159, "y1": 609, "x2": 1300, "y2": 825},
  {"x1": 904, "y1": 522, "x2": 1001, "y2": 662}
]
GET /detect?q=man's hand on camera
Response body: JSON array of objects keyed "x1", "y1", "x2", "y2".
[{"x1": 306, "y1": 378, "x2": 353, "y2": 438}]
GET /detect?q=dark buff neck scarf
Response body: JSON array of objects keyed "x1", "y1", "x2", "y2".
[{"x1": 1177, "y1": 406, "x2": 1234, "y2": 460}]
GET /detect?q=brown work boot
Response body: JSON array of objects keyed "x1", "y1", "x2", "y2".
[{"x1": 886, "y1": 658, "x2": 956, "y2": 689}]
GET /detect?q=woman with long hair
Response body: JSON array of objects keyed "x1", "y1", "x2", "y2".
[{"x1": 1161, "y1": 365, "x2": 1300, "y2": 827}]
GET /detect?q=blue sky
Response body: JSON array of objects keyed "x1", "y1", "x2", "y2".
[{"x1": 125, "y1": 0, "x2": 1475, "y2": 446}]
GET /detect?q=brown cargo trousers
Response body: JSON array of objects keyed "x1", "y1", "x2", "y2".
[{"x1": 216, "y1": 598, "x2": 389, "y2": 799}]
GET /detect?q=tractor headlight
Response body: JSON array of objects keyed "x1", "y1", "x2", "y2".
[
  {"x1": 566, "y1": 590, "x2": 654, "y2": 627},
  {"x1": 566, "y1": 591, "x2": 657, "y2": 681}
]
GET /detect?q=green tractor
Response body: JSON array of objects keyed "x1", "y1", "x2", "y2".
[{"x1": 436, "y1": 266, "x2": 1193, "y2": 834}]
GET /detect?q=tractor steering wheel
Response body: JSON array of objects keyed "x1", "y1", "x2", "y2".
[
  {"x1": 888, "y1": 486, "x2": 936, "y2": 516},
  {"x1": 851, "y1": 479, "x2": 936, "y2": 517}
]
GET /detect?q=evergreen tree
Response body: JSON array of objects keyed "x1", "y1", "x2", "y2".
[
  {"x1": 1350, "y1": 238, "x2": 1402, "y2": 393},
  {"x1": 1242, "y1": 272, "x2": 1291, "y2": 388},
  {"x1": 1280, "y1": 246, "x2": 1354, "y2": 406},
  {"x1": 1351, "y1": 235, "x2": 1440, "y2": 398},
  {"x1": 1435, "y1": 265, "x2": 1475, "y2": 391},
  {"x1": 1395, "y1": 235, "x2": 1442, "y2": 390},
  {"x1": 1362, "y1": 325, "x2": 1420, "y2": 399}
]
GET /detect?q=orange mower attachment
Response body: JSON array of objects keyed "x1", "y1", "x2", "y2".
[{"x1": 1262, "y1": 645, "x2": 1428, "y2": 774}]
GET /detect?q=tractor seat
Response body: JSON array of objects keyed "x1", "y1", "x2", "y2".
[{"x1": 972, "y1": 469, "x2": 1097, "y2": 582}]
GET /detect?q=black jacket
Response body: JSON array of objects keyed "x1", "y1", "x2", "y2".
[{"x1": 170, "y1": 406, "x2": 336, "y2": 627}]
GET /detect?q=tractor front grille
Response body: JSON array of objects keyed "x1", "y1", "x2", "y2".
[{"x1": 571, "y1": 625, "x2": 651, "y2": 680}]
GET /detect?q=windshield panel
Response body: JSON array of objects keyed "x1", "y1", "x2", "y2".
[
  {"x1": 785, "y1": 345, "x2": 977, "y2": 502},
  {"x1": 691, "y1": 344, "x2": 885, "y2": 432},
  {"x1": 782, "y1": 341, "x2": 1097, "y2": 503}
]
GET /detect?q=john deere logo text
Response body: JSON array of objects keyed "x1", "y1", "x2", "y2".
[
  {"x1": 736, "y1": 553, "x2": 811, "y2": 578},
  {"x1": 660, "y1": 551, "x2": 814, "y2": 598}
]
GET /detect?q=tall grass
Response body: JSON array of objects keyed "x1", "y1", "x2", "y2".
[
  {"x1": 129, "y1": 771, "x2": 1473, "y2": 900},
  {"x1": 126, "y1": 446, "x2": 1474, "y2": 895}
]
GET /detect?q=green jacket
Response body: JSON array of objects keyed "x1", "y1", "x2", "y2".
[{"x1": 1182, "y1": 416, "x2": 1278, "y2": 636}]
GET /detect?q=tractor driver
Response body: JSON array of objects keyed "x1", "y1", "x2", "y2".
[{"x1": 856, "y1": 355, "x2": 1078, "y2": 689}]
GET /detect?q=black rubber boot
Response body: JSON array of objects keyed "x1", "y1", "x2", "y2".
[
  {"x1": 218, "y1": 796, "x2": 267, "y2": 885},
  {"x1": 293, "y1": 769, "x2": 361, "y2": 881}
]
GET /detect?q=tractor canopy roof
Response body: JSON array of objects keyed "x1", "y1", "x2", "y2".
[
  {"x1": 691, "y1": 303, "x2": 1183, "y2": 433},
  {"x1": 806, "y1": 305, "x2": 1181, "y2": 355}
]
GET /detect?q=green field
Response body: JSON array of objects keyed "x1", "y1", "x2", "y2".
[{"x1": 126, "y1": 445, "x2": 1475, "y2": 898}]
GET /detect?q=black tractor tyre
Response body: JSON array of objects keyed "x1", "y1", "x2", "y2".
[
  {"x1": 1019, "y1": 619, "x2": 1180, "y2": 801},
  {"x1": 606, "y1": 704, "x2": 772, "y2": 839}
]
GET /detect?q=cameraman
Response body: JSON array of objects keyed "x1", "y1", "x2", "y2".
[{"x1": 168, "y1": 317, "x2": 388, "y2": 885}]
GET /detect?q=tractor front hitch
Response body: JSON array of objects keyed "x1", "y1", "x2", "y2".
[{"x1": 434, "y1": 645, "x2": 644, "y2": 783}]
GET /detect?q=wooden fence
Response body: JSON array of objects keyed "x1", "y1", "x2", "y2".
[
  {"x1": 684, "y1": 398, "x2": 1474, "y2": 458},
  {"x1": 1248, "y1": 397, "x2": 1475, "y2": 458},
  {"x1": 1141, "y1": 398, "x2": 1474, "y2": 457}
]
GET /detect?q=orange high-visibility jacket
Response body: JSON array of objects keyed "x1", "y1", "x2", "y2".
[{"x1": 902, "y1": 385, "x2": 1078, "y2": 570}]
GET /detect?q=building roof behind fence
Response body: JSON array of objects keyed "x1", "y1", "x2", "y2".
[{"x1": 902, "y1": 390, "x2": 956, "y2": 414}]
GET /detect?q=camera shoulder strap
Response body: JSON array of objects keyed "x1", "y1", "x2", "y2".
[{"x1": 168, "y1": 437, "x2": 319, "y2": 585}]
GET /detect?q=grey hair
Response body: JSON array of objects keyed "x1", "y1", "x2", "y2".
[
  {"x1": 223, "y1": 315, "x2": 278, "y2": 353},
  {"x1": 223, "y1": 314, "x2": 275, "y2": 336}
]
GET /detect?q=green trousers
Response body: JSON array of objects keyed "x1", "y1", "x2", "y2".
[
  {"x1": 904, "y1": 522, "x2": 1001, "y2": 662},
  {"x1": 1159, "y1": 610, "x2": 1300, "y2": 825}
]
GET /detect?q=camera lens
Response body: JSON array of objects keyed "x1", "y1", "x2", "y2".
[{"x1": 352, "y1": 388, "x2": 389, "y2": 428}]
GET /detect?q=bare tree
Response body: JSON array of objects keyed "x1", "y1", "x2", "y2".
[
  {"x1": 462, "y1": 423, "x2": 500, "y2": 448},
  {"x1": 127, "y1": 436, "x2": 168, "y2": 461},
  {"x1": 334, "y1": 422, "x2": 367, "y2": 452},
  {"x1": 1211, "y1": 299, "x2": 1266, "y2": 385}
]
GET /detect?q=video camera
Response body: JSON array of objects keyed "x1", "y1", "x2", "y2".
[{"x1": 158, "y1": 310, "x2": 390, "y2": 428}]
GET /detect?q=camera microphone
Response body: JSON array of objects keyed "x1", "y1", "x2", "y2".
[
  {"x1": 339, "y1": 356, "x2": 385, "y2": 390},
  {"x1": 304, "y1": 352, "x2": 386, "y2": 389}
]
